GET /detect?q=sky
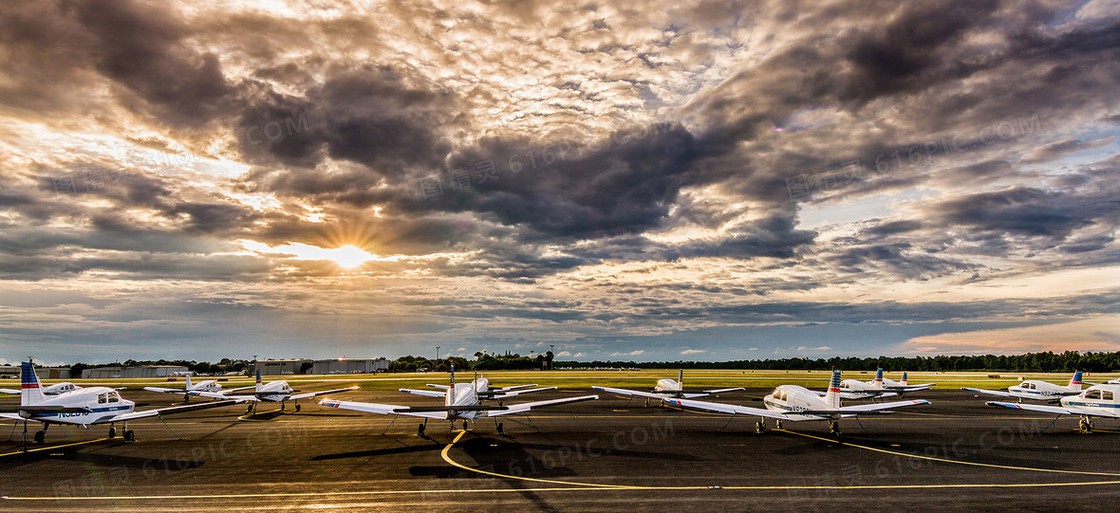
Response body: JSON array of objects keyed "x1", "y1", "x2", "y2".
[{"x1": 1, "y1": 0, "x2": 1118, "y2": 365}]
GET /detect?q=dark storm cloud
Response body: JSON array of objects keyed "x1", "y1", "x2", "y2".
[
  {"x1": 0, "y1": 0, "x2": 239, "y2": 126},
  {"x1": 933, "y1": 186, "x2": 1105, "y2": 238}
]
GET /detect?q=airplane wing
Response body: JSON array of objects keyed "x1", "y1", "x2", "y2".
[
  {"x1": 485, "y1": 394, "x2": 598, "y2": 417},
  {"x1": 591, "y1": 386, "x2": 670, "y2": 400},
  {"x1": 665, "y1": 397, "x2": 792, "y2": 420},
  {"x1": 496, "y1": 384, "x2": 538, "y2": 392},
  {"x1": 425, "y1": 384, "x2": 451, "y2": 390},
  {"x1": 489, "y1": 386, "x2": 557, "y2": 399},
  {"x1": 888, "y1": 386, "x2": 933, "y2": 393},
  {"x1": 0, "y1": 388, "x2": 21, "y2": 395},
  {"x1": 702, "y1": 387, "x2": 745, "y2": 394},
  {"x1": 95, "y1": 399, "x2": 246, "y2": 423},
  {"x1": 143, "y1": 386, "x2": 189, "y2": 394},
  {"x1": 399, "y1": 388, "x2": 447, "y2": 398},
  {"x1": 289, "y1": 386, "x2": 360, "y2": 401},
  {"x1": 222, "y1": 385, "x2": 257, "y2": 393},
  {"x1": 318, "y1": 398, "x2": 449, "y2": 419},
  {"x1": 820, "y1": 399, "x2": 930, "y2": 414},
  {"x1": 189, "y1": 391, "x2": 260, "y2": 402},
  {"x1": 0, "y1": 405, "x2": 92, "y2": 414},
  {"x1": 986, "y1": 401, "x2": 1120, "y2": 419},
  {"x1": 961, "y1": 387, "x2": 1022, "y2": 399}
]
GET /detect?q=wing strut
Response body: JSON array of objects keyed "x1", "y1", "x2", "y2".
[
  {"x1": 717, "y1": 413, "x2": 737, "y2": 432},
  {"x1": 380, "y1": 414, "x2": 399, "y2": 435},
  {"x1": 1041, "y1": 414, "x2": 1062, "y2": 433},
  {"x1": 158, "y1": 414, "x2": 184, "y2": 440}
]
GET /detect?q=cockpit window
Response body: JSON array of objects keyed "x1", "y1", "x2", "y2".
[
  {"x1": 108, "y1": 392, "x2": 119, "y2": 402},
  {"x1": 1085, "y1": 389, "x2": 1101, "y2": 400},
  {"x1": 98, "y1": 393, "x2": 107, "y2": 404},
  {"x1": 1103, "y1": 391, "x2": 1114, "y2": 401}
]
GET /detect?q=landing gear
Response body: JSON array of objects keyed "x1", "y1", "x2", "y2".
[
  {"x1": 1079, "y1": 417, "x2": 1094, "y2": 434},
  {"x1": 124, "y1": 430, "x2": 135, "y2": 443},
  {"x1": 829, "y1": 421, "x2": 841, "y2": 436},
  {"x1": 497, "y1": 422, "x2": 504, "y2": 435},
  {"x1": 109, "y1": 426, "x2": 116, "y2": 439},
  {"x1": 280, "y1": 402, "x2": 286, "y2": 411},
  {"x1": 33, "y1": 430, "x2": 44, "y2": 444},
  {"x1": 417, "y1": 423, "x2": 426, "y2": 436},
  {"x1": 295, "y1": 403, "x2": 301, "y2": 412},
  {"x1": 246, "y1": 404, "x2": 254, "y2": 414},
  {"x1": 754, "y1": 421, "x2": 765, "y2": 434},
  {"x1": 775, "y1": 419, "x2": 783, "y2": 430}
]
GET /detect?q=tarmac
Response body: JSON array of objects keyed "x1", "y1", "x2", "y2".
[{"x1": 2, "y1": 387, "x2": 1119, "y2": 512}]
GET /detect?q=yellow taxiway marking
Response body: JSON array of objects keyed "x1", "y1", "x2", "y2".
[
  {"x1": 0, "y1": 438, "x2": 110, "y2": 458},
  {"x1": 777, "y1": 429, "x2": 1120, "y2": 477}
]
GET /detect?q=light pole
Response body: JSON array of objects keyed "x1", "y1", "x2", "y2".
[
  {"x1": 549, "y1": 344, "x2": 555, "y2": 370},
  {"x1": 436, "y1": 346, "x2": 441, "y2": 361}
]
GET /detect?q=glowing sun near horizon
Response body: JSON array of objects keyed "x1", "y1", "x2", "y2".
[{"x1": 239, "y1": 240, "x2": 379, "y2": 268}]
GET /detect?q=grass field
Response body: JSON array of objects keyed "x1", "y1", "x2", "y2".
[{"x1": 5, "y1": 368, "x2": 1115, "y2": 393}]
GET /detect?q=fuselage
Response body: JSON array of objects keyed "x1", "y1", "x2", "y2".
[
  {"x1": 189, "y1": 380, "x2": 221, "y2": 393},
  {"x1": 446, "y1": 380, "x2": 483, "y2": 419},
  {"x1": 763, "y1": 385, "x2": 838, "y2": 420},
  {"x1": 255, "y1": 380, "x2": 295, "y2": 402},
  {"x1": 1009, "y1": 380, "x2": 1076, "y2": 399},
  {"x1": 1060, "y1": 384, "x2": 1120, "y2": 412},
  {"x1": 23, "y1": 387, "x2": 134, "y2": 425},
  {"x1": 653, "y1": 378, "x2": 683, "y2": 393}
]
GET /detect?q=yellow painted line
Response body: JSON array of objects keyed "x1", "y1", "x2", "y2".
[
  {"x1": 0, "y1": 438, "x2": 110, "y2": 458},
  {"x1": 778, "y1": 429, "x2": 1120, "y2": 477},
  {"x1": 439, "y1": 429, "x2": 1120, "y2": 491}
]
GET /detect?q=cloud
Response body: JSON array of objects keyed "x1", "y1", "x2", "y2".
[
  {"x1": 797, "y1": 346, "x2": 833, "y2": 352},
  {"x1": 680, "y1": 348, "x2": 706, "y2": 355},
  {"x1": 896, "y1": 316, "x2": 1120, "y2": 355}
]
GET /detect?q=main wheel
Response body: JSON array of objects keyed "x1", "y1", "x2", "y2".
[
  {"x1": 497, "y1": 422, "x2": 504, "y2": 434},
  {"x1": 295, "y1": 404, "x2": 301, "y2": 412},
  {"x1": 124, "y1": 430, "x2": 135, "y2": 442},
  {"x1": 775, "y1": 420, "x2": 783, "y2": 429},
  {"x1": 109, "y1": 427, "x2": 116, "y2": 438},
  {"x1": 34, "y1": 430, "x2": 44, "y2": 444},
  {"x1": 829, "y1": 421, "x2": 841, "y2": 436},
  {"x1": 755, "y1": 421, "x2": 765, "y2": 434},
  {"x1": 417, "y1": 423, "x2": 426, "y2": 436}
]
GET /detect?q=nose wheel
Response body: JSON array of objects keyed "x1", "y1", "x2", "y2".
[
  {"x1": 33, "y1": 430, "x2": 45, "y2": 444},
  {"x1": 829, "y1": 421, "x2": 841, "y2": 436},
  {"x1": 1079, "y1": 417, "x2": 1094, "y2": 433},
  {"x1": 754, "y1": 421, "x2": 765, "y2": 434},
  {"x1": 109, "y1": 426, "x2": 116, "y2": 438}
]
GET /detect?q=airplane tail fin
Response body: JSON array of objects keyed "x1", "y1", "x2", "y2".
[
  {"x1": 678, "y1": 369, "x2": 684, "y2": 386},
  {"x1": 1069, "y1": 370, "x2": 1084, "y2": 390},
  {"x1": 21, "y1": 360, "x2": 46, "y2": 405},
  {"x1": 901, "y1": 372, "x2": 908, "y2": 386},
  {"x1": 873, "y1": 368, "x2": 884, "y2": 388},
  {"x1": 824, "y1": 369, "x2": 842, "y2": 409},
  {"x1": 255, "y1": 369, "x2": 262, "y2": 393},
  {"x1": 450, "y1": 362, "x2": 455, "y2": 385},
  {"x1": 185, "y1": 373, "x2": 193, "y2": 390}
]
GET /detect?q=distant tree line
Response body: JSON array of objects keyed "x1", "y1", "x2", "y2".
[
  {"x1": 388, "y1": 351, "x2": 554, "y2": 372},
  {"x1": 554, "y1": 350, "x2": 1120, "y2": 373},
  {"x1": 51, "y1": 350, "x2": 1120, "y2": 377}
]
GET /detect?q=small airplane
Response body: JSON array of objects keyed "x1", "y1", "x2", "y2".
[
  {"x1": 189, "y1": 369, "x2": 358, "y2": 413},
  {"x1": 0, "y1": 360, "x2": 245, "y2": 443},
  {"x1": 986, "y1": 383, "x2": 1120, "y2": 433},
  {"x1": 592, "y1": 369, "x2": 745, "y2": 405},
  {"x1": 962, "y1": 370, "x2": 1085, "y2": 402},
  {"x1": 143, "y1": 374, "x2": 224, "y2": 402},
  {"x1": 837, "y1": 369, "x2": 936, "y2": 400},
  {"x1": 320, "y1": 365, "x2": 597, "y2": 435},
  {"x1": 665, "y1": 369, "x2": 930, "y2": 436},
  {"x1": 2, "y1": 381, "x2": 81, "y2": 396}
]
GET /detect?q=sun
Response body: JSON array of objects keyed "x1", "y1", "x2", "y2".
[{"x1": 327, "y1": 245, "x2": 376, "y2": 268}]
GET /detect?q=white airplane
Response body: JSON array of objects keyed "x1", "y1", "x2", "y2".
[
  {"x1": 320, "y1": 365, "x2": 597, "y2": 435},
  {"x1": 143, "y1": 374, "x2": 223, "y2": 402},
  {"x1": 2, "y1": 381, "x2": 81, "y2": 396},
  {"x1": 838, "y1": 369, "x2": 936, "y2": 400},
  {"x1": 0, "y1": 360, "x2": 245, "y2": 443},
  {"x1": 962, "y1": 370, "x2": 1084, "y2": 402},
  {"x1": 986, "y1": 383, "x2": 1120, "y2": 433},
  {"x1": 189, "y1": 369, "x2": 358, "y2": 413},
  {"x1": 665, "y1": 369, "x2": 930, "y2": 436},
  {"x1": 592, "y1": 369, "x2": 744, "y2": 404}
]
